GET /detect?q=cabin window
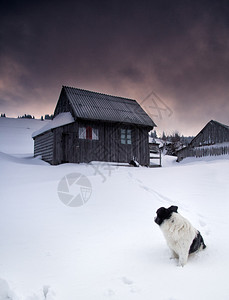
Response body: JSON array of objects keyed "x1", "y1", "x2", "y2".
[
  {"x1": 121, "y1": 129, "x2": 132, "y2": 144},
  {"x1": 79, "y1": 126, "x2": 99, "y2": 140}
]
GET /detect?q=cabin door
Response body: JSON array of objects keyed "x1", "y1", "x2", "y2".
[{"x1": 62, "y1": 133, "x2": 70, "y2": 163}]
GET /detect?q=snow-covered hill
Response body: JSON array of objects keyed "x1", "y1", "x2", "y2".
[
  {"x1": 0, "y1": 117, "x2": 50, "y2": 154},
  {"x1": 0, "y1": 118, "x2": 229, "y2": 300}
]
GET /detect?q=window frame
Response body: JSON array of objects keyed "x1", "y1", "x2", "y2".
[
  {"x1": 79, "y1": 125, "x2": 99, "y2": 140},
  {"x1": 120, "y1": 128, "x2": 132, "y2": 145}
]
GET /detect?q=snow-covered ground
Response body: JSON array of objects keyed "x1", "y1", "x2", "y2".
[{"x1": 0, "y1": 117, "x2": 229, "y2": 300}]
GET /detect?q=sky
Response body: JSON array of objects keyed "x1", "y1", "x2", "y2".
[{"x1": 1, "y1": 0, "x2": 229, "y2": 136}]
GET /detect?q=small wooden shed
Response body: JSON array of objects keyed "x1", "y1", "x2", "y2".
[
  {"x1": 177, "y1": 120, "x2": 229, "y2": 161},
  {"x1": 32, "y1": 86, "x2": 156, "y2": 165}
]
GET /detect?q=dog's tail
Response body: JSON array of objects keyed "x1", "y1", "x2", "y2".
[
  {"x1": 200, "y1": 234, "x2": 206, "y2": 250},
  {"x1": 202, "y1": 241, "x2": 207, "y2": 249}
]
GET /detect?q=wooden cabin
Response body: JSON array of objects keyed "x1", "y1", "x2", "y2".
[
  {"x1": 32, "y1": 86, "x2": 156, "y2": 166},
  {"x1": 177, "y1": 120, "x2": 229, "y2": 162}
]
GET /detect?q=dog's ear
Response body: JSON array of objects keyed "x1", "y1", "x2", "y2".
[{"x1": 169, "y1": 205, "x2": 178, "y2": 213}]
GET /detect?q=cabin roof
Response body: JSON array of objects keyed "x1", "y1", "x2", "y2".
[
  {"x1": 58, "y1": 86, "x2": 156, "y2": 127},
  {"x1": 210, "y1": 120, "x2": 229, "y2": 131}
]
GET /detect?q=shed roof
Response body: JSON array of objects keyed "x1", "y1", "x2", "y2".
[
  {"x1": 58, "y1": 86, "x2": 156, "y2": 127},
  {"x1": 32, "y1": 112, "x2": 74, "y2": 138}
]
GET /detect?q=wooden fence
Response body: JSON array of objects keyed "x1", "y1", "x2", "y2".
[{"x1": 177, "y1": 144, "x2": 229, "y2": 162}]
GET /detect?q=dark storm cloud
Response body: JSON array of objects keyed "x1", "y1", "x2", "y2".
[
  {"x1": 1, "y1": 0, "x2": 229, "y2": 134},
  {"x1": 118, "y1": 65, "x2": 145, "y2": 83}
]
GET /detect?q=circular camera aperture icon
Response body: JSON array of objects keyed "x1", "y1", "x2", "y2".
[{"x1": 57, "y1": 173, "x2": 92, "y2": 207}]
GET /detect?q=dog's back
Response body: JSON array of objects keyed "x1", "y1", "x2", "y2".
[
  {"x1": 155, "y1": 206, "x2": 206, "y2": 266},
  {"x1": 160, "y1": 212, "x2": 197, "y2": 253}
]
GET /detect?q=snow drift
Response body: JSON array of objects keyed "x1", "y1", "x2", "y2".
[{"x1": 0, "y1": 117, "x2": 229, "y2": 300}]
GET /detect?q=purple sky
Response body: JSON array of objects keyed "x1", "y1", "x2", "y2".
[{"x1": 1, "y1": 0, "x2": 229, "y2": 136}]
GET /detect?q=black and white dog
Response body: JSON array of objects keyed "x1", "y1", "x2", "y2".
[{"x1": 155, "y1": 205, "x2": 206, "y2": 266}]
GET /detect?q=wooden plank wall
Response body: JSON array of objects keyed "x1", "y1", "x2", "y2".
[
  {"x1": 34, "y1": 131, "x2": 54, "y2": 163},
  {"x1": 53, "y1": 123, "x2": 78, "y2": 164},
  {"x1": 54, "y1": 89, "x2": 75, "y2": 117},
  {"x1": 52, "y1": 120, "x2": 150, "y2": 165}
]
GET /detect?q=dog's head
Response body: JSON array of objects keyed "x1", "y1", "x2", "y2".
[{"x1": 154, "y1": 205, "x2": 178, "y2": 226}]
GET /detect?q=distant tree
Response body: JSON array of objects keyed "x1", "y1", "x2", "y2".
[
  {"x1": 41, "y1": 116, "x2": 44, "y2": 121},
  {"x1": 1, "y1": 113, "x2": 6, "y2": 117},
  {"x1": 151, "y1": 130, "x2": 158, "y2": 138},
  {"x1": 180, "y1": 135, "x2": 194, "y2": 146},
  {"x1": 21, "y1": 114, "x2": 32, "y2": 119},
  {"x1": 45, "y1": 114, "x2": 54, "y2": 120},
  {"x1": 171, "y1": 131, "x2": 181, "y2": 143},
  {"x1": 162, "y1": 131, "x2": 167, "y2": 141}
]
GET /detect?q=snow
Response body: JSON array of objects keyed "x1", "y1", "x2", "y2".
[
  {"x1": 0, "y1": 117, "x2": 50, "y2": 154},
  {"x1": 0, "y1": 117, "x2": 229, "y2": 300},
  {"x1": 31, "y1": 112, "x2": 74, "y2": 138}
]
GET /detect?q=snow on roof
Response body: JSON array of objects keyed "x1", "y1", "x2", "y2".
[{"x1": 32, "y1": 112, "x2": 75, "y2": 138}]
